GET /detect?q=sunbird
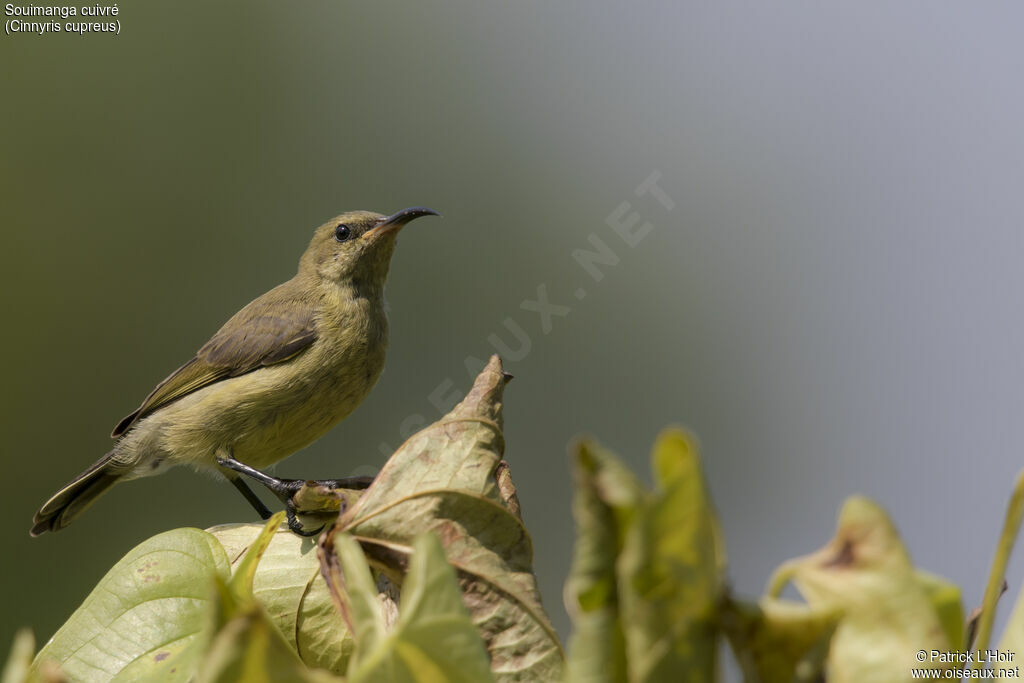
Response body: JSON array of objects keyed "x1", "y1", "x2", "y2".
[{"x1": 31, "y1": 207, "x2": 440, "y2": 536}]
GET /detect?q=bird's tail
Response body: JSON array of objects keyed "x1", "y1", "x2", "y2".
[{"x1": 31, "y1": 452, "x2": 123, "y2": 536}]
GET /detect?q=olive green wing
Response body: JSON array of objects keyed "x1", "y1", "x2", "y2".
[{"x1": 111, "y1": 286, "x2": 319, "y2": 437}]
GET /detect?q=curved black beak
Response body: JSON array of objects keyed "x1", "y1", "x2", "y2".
[{"x1": 364, "y1": 206, "x2": 441, "y2": 239}]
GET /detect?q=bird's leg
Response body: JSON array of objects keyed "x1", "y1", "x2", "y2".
[
  {"x1": 218, "y1": 456, "x2": 300, "y2": 500},
  {"x1": 216, "y1": 454, "x2": 374, "y2": 536},
  {"x1": 218, "y1": 455, "x2": 310, "y2": 533},
  {"x1": 218, "y1": 448, "x2": 274, "y2": 519},
  {"x1": 229, "y1": 476, "x2": 273, "y2": 520}
]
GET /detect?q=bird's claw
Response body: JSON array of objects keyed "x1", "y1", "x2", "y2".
[
  {"x1": 285, "y1": 500, "x2": 326, "y2": 537},
  {"x1": 218, "y1": 453, "x2": 367, "y2": 537}
]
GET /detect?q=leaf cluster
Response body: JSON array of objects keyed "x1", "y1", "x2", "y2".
[
  {"x1": 565, "y1": 431, "x2": 1024, "y2": 682},
  {"x1": 9, "y1": 356, "x2": 1024, "y2": 682}
]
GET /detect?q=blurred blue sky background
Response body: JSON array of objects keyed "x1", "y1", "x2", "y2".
[{"x1": 3, "y1": 1, "x2": 1024, "y2": 660}]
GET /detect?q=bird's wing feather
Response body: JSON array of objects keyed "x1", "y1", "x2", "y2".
[{"x1": 111, "y1": 284, "x2": 319, "y2": 437}]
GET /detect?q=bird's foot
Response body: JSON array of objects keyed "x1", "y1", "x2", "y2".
[
  {"x1": 217, "y1": 455, "x2": 375, "y2": 536},
  {"x1": 284, "y1": 500, "x2": 324, "y2": 537}
]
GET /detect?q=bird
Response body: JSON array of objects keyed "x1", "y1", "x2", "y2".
[{"x1": 31, "y1": 207, "x2": 440, "y2": 536}]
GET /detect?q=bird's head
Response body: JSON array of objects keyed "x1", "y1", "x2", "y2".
[{"x1": 300, "y1": 207, "x2": 440, "y2": 285}]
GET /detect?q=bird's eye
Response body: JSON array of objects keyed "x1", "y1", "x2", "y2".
[{"x1": 334, "y1": 224, "x2": 352, "y2": 242}]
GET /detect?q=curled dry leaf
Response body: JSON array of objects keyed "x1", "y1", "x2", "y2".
[
  {"x1": 495, "y1": 461, "x2": 523, "y2": 522},
  {"x1": 319, "y1": 355, "x2": 564, "y2": 682}
]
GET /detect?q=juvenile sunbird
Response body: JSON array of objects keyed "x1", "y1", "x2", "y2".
[{"x1": 31, "y1": 207, "x2": 440, "y2": 536}]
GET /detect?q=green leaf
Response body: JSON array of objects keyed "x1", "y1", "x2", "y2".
[
  {"x1": 565, "y1": 429, "x2": 726, "y2": 683},
  {"x1": 2, "y1": 630, "x2": 33, "y2": 683},
  {"x1": 2, "y1": 630, "x2": 56, "y2": 683},
  {"x1": 998, "y1": 584, "x2": 1024, "y2": 674},
  {"x1": 990, "y1": 471, "x2": 1024, "y2": 674},
  {"x1": 30, "y1": 527, "x2": 231, "y2": 683},
  {"x1": 321, "y1": 355, "x2": 564, "y2": 682},
  {"x1": 339, "y1": 533, "x2": 493, "y2": 683},
  {"x1": 294, "y1": 559, "x2": 357, "y2": 674},
  {"x1": 334, "y1": 534, "x2": 387, "y2": 658},
  {"x1": 915, "y1": 570, "x2": 963, "y2": 651},
  {"x1": 227, "y1": 512, "x2": 285, "y2": 604},
  {"x1": 564, "y1": 440, "x2": 643, "y2": 683},
  {"x1": 618, "y1": 428, "x2": 725, "y2": 682},
  {"x1": 209, "y1": 517, "x2": 355, "y2": 675},
  {"x1": 195, "y1": 513, "x2": 340, "y2": 683},
  {"x1": 720, "y1": 597, "x2": 838, "y2": 683},
  {"x1": 194, "y1": 579, "x2": 340, "y2": 683}
]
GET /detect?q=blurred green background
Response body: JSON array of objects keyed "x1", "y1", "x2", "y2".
[{"x1": 4, "y1": 1, "x2": 1024, "y2": 659}]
